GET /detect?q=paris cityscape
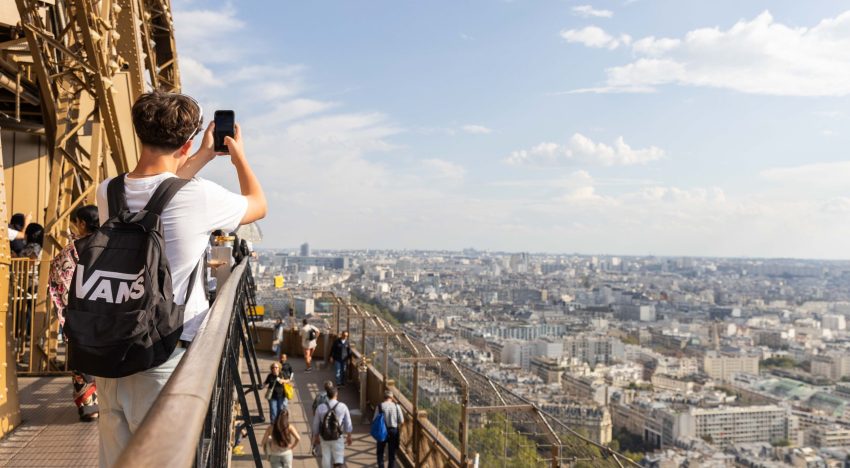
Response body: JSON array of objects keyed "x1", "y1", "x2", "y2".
[{"x1": 256, "y1": 245, "x2": 850, "y2": 466}]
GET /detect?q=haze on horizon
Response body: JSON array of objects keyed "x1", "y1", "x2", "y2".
[{"x1": 174, "y1": 1, "x2": 850, "y2": 260}]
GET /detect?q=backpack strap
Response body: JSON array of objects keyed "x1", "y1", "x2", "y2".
[
  {"x1": 184, "y1": 259, "x2": 202, "y2": 304},
  {"x1": 143, "y1": 177, "x2": 191, "y2": 215},
  {"x1": 107, "y1": 174, "x2": 129, "y2": 218},
  {"x1": 140, "y1": 177, "x2": 203, "y2": 306}
]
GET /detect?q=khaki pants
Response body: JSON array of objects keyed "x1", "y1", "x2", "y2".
[{"x1": 96, "y1": 347, "x2": 186, "y2": 468}]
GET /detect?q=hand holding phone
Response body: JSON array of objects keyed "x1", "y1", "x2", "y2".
[{"x1": 214, "y1": 110, "x2": 235, "y2": 153}]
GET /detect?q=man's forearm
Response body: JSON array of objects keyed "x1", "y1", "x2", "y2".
[
  {"x1": 232, "y1": 156, "x2": 267, "y2": 223},
  {"x1": 177, "y1": 152, "x2": 214, "y2": 179}
]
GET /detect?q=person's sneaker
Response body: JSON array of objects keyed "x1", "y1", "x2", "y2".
[
  {"x1": 305, "y1": 367, "x2": 312, "y2": 373},
  {"x1": 233, "y1": 445, "x2": 245, "y2": 456}
]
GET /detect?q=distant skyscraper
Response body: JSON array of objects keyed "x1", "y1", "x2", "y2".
[{"x1": 300, "y1": 242, "x2": 310, "y2": 257}]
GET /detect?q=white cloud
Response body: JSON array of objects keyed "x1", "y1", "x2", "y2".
[
  {"x1": 631, "y1": 36, "x2": 681, "y2": 56},
  {"x1": 822, "y1": 197, "x2": 850, "y2": 214},
  {"x1": 173, "y1": 7, "x2": 246, "y2": 64},
  {"x1": 179, "y1": 57, "x2": 221, "y2": 90},
  {"x1": 422, "y1": 159, "x2": 466, "y2": 180},
  {"x1": 760, "y1": 161, "x2": 850, "y2": 190},
  {"x1": 572, "y1": 5, "x2": 614, "y2": 19},
  {"x1": 566, "y1": 10, "x2": 850, "y2": 96},
  {"x1": 506, "y1": 133, "x2": 664, "y2": 166},
  {"x1": 461, "y1": 124, "x2": 493, "y2": 134},
  {"x1": 560, "y1": 27, "x2": 629, "y2": 50}
]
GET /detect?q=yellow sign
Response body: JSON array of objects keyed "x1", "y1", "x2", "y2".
[
  {"x1": 254, "y1": 305, "x2": 265, "y2": 316},
  {"x1": 274, "y1": 275, "x2": 284, "y2": 288}
]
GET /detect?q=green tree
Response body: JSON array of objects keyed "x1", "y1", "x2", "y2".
[{"x1": 469, "y1": 414, "x2": 542, "y2": 468}]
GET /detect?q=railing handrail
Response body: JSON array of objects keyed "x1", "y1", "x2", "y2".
[{"x1": 115, "y1": 259, "x2": 249, "y2": 468}]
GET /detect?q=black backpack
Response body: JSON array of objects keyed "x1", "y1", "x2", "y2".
[
  {"x1": 64, "y1": 175, "x2": 199, "y2": 378},
  {"x1": 320, "y1": 402, "x2": 343, "y2": 441},
  {"x1": 308, "y1": 327, "x2": 318, "y2": 341}
]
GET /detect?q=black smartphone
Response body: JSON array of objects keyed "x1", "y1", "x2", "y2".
[{"x1": 214, "y1": 110, "x2": 235, "y2": 152}]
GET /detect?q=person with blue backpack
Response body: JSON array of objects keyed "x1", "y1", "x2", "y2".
[
  {"x1": 69, "y1": 91, "x2": 267, "y2": 468},
  {"x1": 372, "y1": 389, "x2": 404, "y2": 468}
]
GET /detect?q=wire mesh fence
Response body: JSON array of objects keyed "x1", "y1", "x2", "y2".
[{"x1": 317, "y1": 291, "x2": 641, "y2": 468}]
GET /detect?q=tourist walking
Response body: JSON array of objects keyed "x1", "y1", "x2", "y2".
[
  {"x1": 330, "y1": 331, "x2": 352, "y2": 387},
  {"x1": 272, "y1": 318, "x2": 285, "y2": 361},
  {"x1": 375, "y1": 389, "x2": 404, "y2": 468},
  {"x1": 262, "y1": 408, "x2": 300, "y2": 468},
  {"x1": 300, "y1": 319, "x2": 320, "y2": 372},
  {"x1": 312, "y1": 386, "x2": 353, "y2": 468},
  {"x1": 265, "y1": 362, "x2": 288, "y2": 423},
  {"x1": 48, "y1": 205, "x2": 101, "y2": 422}
]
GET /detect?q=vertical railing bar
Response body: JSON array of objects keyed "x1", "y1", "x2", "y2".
[
  {"x1": 228, "y1": 343, "x2": 262, "y2": 468},
  {"x1": 236, "y1": 280, "x2": 265, "y2": 422}
]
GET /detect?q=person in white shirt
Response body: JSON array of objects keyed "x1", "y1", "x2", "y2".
[
  {"x1": 94, "y1": 91, "x2": 267, "y2": 468},
  {"x1": 311, "y1": 386, "x2": 353, "y2": 468},
  {"x1": 300, "y1": 318, "x2": 320, "y2": 372}
]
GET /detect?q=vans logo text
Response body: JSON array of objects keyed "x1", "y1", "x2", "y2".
[{"x1": 75, "y1": 265, "x2": 145, "y2": 304}]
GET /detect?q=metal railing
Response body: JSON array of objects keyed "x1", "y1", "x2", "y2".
[
  {"x1": 116, "y1": 258, "x2": 265, "y2": 468},
  {"x1": 9, "y1": 258, "x2": 65, "y2": 374}
]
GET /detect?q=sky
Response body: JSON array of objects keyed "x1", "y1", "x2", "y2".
[{"x1": 172, "y1": 0, "x2": 850, "y2": 259}]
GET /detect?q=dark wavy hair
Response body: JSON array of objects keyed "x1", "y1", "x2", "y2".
[
  {"x1": 71, "y1": 205, "x2": 100, "y2": 235},
  {"x1": 9, "y1": 213, "x2": 24, "y2": 231},
  {"x1": 272, "y1": 408, "x2": 291, "y2": 447},
  {"x1": 132, "y1": 90, "x2": 202, "y2": 151},
  {"x1": 24, "y1": 223, "x2": 43, "y2": 246}
]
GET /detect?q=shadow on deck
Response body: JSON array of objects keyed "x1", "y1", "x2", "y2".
[
  {"x1": 0, "y1": 354, "x2": 372, "y2": 468},
  {"x1": 233, "y1": 353, "x2": 375, "y2": 468},
  {"x1": 0, "y1": 375, "x2": 97, "y2": 467}
]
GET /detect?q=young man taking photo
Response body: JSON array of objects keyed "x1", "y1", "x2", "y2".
[{"x1": 94, "y1": 91, "x2": 267, "y2": 467}]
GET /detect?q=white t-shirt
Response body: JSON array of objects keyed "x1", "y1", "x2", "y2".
[
  {"x1": 300, "y1": 324, "x2": 319, "y2": 349},
  {"x1": 96, "y1": 172, "x2": 247, "y2": 341}
]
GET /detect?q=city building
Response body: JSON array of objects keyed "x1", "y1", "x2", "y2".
[
  {"x1": 702, "y1": 352, "x2": 759, "y2": 381},
  {"x1": 277, "y1": 254, "x2": 350, "y2": 270},
  {"x1": 562, "y1": 373, "x2": 610, "y2": 405},
  {"x1": 821, "y1": 314, "x2": 846, "y2": 331},
  {"x1": 810, "y1": 353, "x2": 850, "y2": 381},
  {"x1": 541, "y1": 404, "x2": 612, "y2": 445},
  {"x1": 619, "y1": 304, "x2": 657, "y2": 322},
  {"x1": 530, "y1": 356, "x2": 565, "y2": 385},
  {"x1": 806, "y1": 425, "x2": 850, "y2": 448},
  {"x1": 651, "y1": 374, "x2": 696, "y2": 394},
  {"x1": 670, "y1": 405, "x2": 799, "y2": 447},
  {"x1": 562, "y1": 334, "x2": 624, "y2": 367}
]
